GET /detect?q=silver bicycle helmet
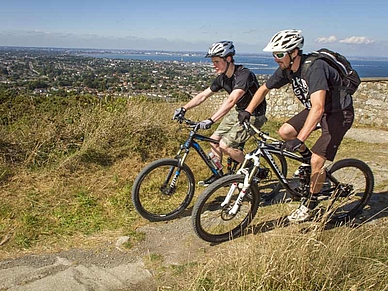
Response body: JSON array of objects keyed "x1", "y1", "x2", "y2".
[
  {"x1": 263, "y1": 30, "x2": 304, "y2": 52},
  {"x1": 205, "y1": 41, "x2": 235, "y2": 58}
]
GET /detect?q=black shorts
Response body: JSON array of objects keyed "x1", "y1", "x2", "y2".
[{"x1": 286, "y1": 107, "x2": 354, "y2": 161}]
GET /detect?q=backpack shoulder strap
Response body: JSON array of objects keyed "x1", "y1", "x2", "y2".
[
  {"x1": 316, "y1": 48, "x2": 349, "y2": 77},
  {"x1": 300, "y1": 53, "x2": 319, "y2": 79}
]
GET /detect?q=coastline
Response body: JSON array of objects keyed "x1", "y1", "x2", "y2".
[{"x1": 86, "y1": 52, "x2": 388, "y2": 78}]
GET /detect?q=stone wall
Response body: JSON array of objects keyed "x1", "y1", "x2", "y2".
[
  {"x1": 210, "y1": 79, "x2": 387, "y2": 129},
  {"x1": 352, "y1": 80, "x2": 388, "y2": 128},
  {"x1": 260, "y1": 79, "x2": 388, "y2": 129}
]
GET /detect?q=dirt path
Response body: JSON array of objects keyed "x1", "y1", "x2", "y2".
[
  {"x1": 0, "y1": 216, "x2": 207, "y2": 291},
  {"x1": 345, "y1": 127, "x2": 388, "y2": 143},
  {"x1": 0, "y1": 128, "x2": 387, "y2": 291}
]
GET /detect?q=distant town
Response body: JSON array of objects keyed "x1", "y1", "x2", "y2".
[{"x1": 0, "y1": 46, "x2": 270, "y2": 102}]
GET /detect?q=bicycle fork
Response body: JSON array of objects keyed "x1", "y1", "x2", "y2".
[
  {"x1": 162, "y1": 151, "x2": 189, "y2": 195},
  {"x1": 221, "y1": 154, "x2": 260, "y2": 216},
  {"x1": 220, "y1": 168, "x2": 251, "y2": 215}
]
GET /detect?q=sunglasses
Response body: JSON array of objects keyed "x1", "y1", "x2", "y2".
[{"x1": 272, "y1": 52, "x2": 288, "y2": 59}]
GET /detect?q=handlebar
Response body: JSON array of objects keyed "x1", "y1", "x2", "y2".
[
  {"x1": 174, "y1": 117, "x2": 200, "y2": 130},
  {"x1": 242, "y1": 120, "x2": 281, "y2": 143},
  {"x1": 175, "y1": 117, "x2": 283, "y2": 145}
]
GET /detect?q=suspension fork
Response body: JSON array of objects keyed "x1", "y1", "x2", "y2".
[
  {"x1": 220, "y1": 150, "x2": 261, "y2": 206},
  {"x1": 220, "y1": 168, "x2": 259, "y2": 216},
  {"x1": 164, "y1": 149, "x2": 190, "y2": 190}
]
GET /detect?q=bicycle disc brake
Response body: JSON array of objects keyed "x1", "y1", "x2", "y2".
[
  {"x1": 333, "y1": 183, "x2": 354, "y2": 198},
  {"x1": 220, "y1": 204, "x2": 237, "y2": 220},
  {"x1": 160, "y1": 184, "x2": 176, "y2": 198}
]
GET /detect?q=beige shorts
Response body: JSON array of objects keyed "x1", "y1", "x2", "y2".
[{"x1": 213, "y1": 109, "x2": 267, "y2": 148}]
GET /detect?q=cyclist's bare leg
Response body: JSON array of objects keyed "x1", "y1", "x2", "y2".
[
  {"x1": 209, "y1": 134, "x2": 222, "y2": 160},
  {"x1": 278, "y1": 123, "x2": 309, "y2": 152},
  {"x1": 218, "y1": 139, "x2": 244, "y2": 163},
  {"x1": 310, "y1": 153, "x2": 326, "y2": 193},
  {"x1": 302, "y1": 152, "x2": 327, "y2": 209}
]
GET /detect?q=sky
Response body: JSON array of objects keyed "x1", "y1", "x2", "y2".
[{"x1": 1, "y1": 0, "x2": 388, "y2": 57}]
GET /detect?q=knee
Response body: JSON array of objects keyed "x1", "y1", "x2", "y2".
[
  {"x1": 278, "y1": 124, "x2": 289, "y2": 140},
  {"x1": 278, "y1": 123, "x2": 297, "y2": 140},
  {"x1": 278, "y1": 127, "x2": 286, "y2": 139}
]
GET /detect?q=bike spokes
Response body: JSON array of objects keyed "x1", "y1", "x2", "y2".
[
  {"x1": 321, "y1": 160, "x2": 373, "y2": 223},
  {"x1": 192, "y1": 175, "x2": 260, "y2": 243},
  {"x1": 132, "y1": 158, "x2": 195, "y2": 221}
]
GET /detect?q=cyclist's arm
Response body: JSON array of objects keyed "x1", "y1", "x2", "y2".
[
  {"x1": 182, "y1": 87, "x2": 214, "y2": 110},
  {"x1": 245, "y1": 83, "x2": 270, "y2": 114},
  {"x1": 297, "y1": 89, "x2": 325, "y2": 142},
  {"x1": 210, "y1": 88, "x2": 245, "y2": 122}
]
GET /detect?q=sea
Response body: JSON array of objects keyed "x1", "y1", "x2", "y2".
[{"x1": 85, "y1": 51, "x2": 388, "y2": 78}]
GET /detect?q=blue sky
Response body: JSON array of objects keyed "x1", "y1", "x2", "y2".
[{"x1": 1, "y1": 0, "x2": 387, "y2": 57}]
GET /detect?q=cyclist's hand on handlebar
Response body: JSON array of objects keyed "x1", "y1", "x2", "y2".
[
  {"x1": 238, "y1": 110, "x2": 251, "y2": 125},
  {"x1": 198, "y1": 118, "x2": 214, "y2": 129},
  {"x1": 173, "y1": 107, "x2": 186, "y2": 121},
  {"x1": 282, "y1": 138, "x2": 303, "y2": 152}
]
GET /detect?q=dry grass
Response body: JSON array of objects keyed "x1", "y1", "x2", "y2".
[
  {"x1": 184, "y1": 223, "x2": 388, "y2": 291},
  {"x1": 0, "y1": 97, "x2": 182, "y2": 255},
  {"x1": 0, "y1": 96, "x2": 387, "y2": 290}
]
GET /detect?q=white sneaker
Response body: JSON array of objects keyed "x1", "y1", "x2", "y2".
[
  {"x1": 287, "y1": 204, "x2": 312, "y2": 223},
  {"x1": 198, "y1": 175, "x2": 218, "y2": 187}
]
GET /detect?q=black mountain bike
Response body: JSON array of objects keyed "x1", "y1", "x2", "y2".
[
  {"x1": 192, "y1": 121, "x2": 374, "y2": 243},
  {"x1": 131, "y1": 118, "x2": 287, "y2": 221}
]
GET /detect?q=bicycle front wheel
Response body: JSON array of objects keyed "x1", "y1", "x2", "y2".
[
  {"x1": 192, "y1": 174, "x2": 260, "y2": 243},
  {"x1": 323, "y1": 158, "x2": 374, "y2": 223},
  {"x1": 132, "y1": 158, "x2": 195, "y2": 221}
]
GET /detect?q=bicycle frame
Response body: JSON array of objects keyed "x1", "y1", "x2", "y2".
[
  {"x1": 257, "y1": 141, "x2": 340, "y2": 197},
  {"x1": 222, "y1": 121, "x2": 339, "y2": 215},
  {"x1": 162, "y1": 119, "x2": 229, "y2": 192},
  {"x1": 175, "y1": 129, "x2": 223, "y2": 177}
]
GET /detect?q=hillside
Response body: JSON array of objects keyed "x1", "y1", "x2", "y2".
[{"x1": 0, "y1": 97, "x2": 387, "y2": 290}]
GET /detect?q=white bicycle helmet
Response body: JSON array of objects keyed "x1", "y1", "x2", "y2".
[
  {"x1": 205, "y1": 41, "x2": 235, "y2": 58},
  {"x1": 263, "y1": 30, "x2": 304, "y2": 52}
]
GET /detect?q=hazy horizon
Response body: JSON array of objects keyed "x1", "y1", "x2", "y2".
[{"x1": 1, "y1": 1, "x2": 388, "y2": 58}]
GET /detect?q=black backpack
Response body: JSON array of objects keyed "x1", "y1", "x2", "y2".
[{"x1": 302, "y1": 48, "x2": 361, "y2": 95}]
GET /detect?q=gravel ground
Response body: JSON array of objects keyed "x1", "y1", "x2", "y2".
[{"x1": 345, "y1": 127, "x2": 388, "y2": 143}]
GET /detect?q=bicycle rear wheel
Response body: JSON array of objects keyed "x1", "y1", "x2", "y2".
[
  {"x1": 132, "y1": 158, "x2": 195, "y2": 221},
  {"x1": 323, "y1": 158, "x2": 374, "y2": 223},
  {"x1": 192, "y1": 174, "x2": 260, "y2": 243}
]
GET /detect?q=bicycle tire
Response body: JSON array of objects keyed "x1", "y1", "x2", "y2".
[
  {"x1": 192, "y1": 174, "x2": 260, "y2": 243},
  {"x1": 323, "y1": 158, "x2": 374, "y2": 223},
  {"x1": 132, "y1": 158, "x2": 195, "y2": 221},
  {"x1": 259, "y1": 153, "x2": 287, "y2": 202}
]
